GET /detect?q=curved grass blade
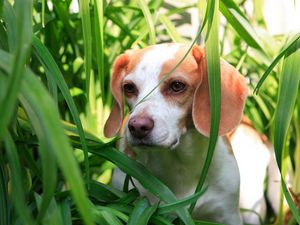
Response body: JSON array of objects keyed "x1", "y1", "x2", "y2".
[
  {"x1": 220, "y1": 0, "x2": 264, "y2": 51},
  {"x1": 89, "y1": 147, "x2": 195, "y2": 225},
  {"x1": 150, "y1": 215, "x2": 174, "y2": 225},
  {"x1": 4, "y1": 130, "x2": 35, "y2": 225},
  {"x1": 273, "y1": 39, "x2": 300, "y2": 223},
  {"x1": 133, "y1": 0, "x2": 209, "y2": 109},
  {"x1": 20, "y1": 94, "x2": 57, "y2": 223},
  {"x1": 89, "y1": 180, "x2": 126, "y2": 202},
  {"x1": 220, "y1": 0, "x2": 246, "y2": 19},
  {"x1": 0, "y1": 48, "x2": 57, "y2": 224},
  {"x1": 0, "y1": 0, "x2": 32, "y2": 139},
  {"x1": 0, "y1": 50, "x2": 97, "y2": 225},
  {"x1": 31, "y1": 36, "x2": 90, "y2": 186},
  {"x1": 95, "y1": 206, "x2": 129, "y2": 222},
  {"x1": 19, "y1": 69, "x2": 94, "y2": 225},
  {"x1": 128, "y1": 198, "x2": 149, "y2": 225},
  {"x1": 254, "y1": 33, "x2": 300, "y2": 94},
  {"x1": 190, "y1": 0, "x2": 220, "y2": 212},
  {"x1": 137, "y1": 0, "x2": 156, "y2": 44},
  {"x1": 158, "y1": 187, "x2": 206, "y2": 214},
  {"x1": 94, "y1": 210, "x2": 123, "y2": 225},
  {"x1": 135, "y1": 202, "x2": 159, "y2": 225}
]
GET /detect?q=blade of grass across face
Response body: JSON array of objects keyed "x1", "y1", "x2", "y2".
[
  {"x1": 254, "y1": 32, "x2": 300, "y2": 94},
  {"x1": 132, "y1": 0, "x2": 214, "y2": 110},
  {"x1": 273, "y1": 39, "x2": 300, "y2": 223},
  {"x1": 190, "y1": 0, "x2": 220, "y2": 212},
  {"x1": 31, "y1": 36, "x2": 90, "y2": 187},
  {"x1": 137, "y1": 0, "x2": 156, "y2": 44},
  {"x1": 0, "y1": 0, "x2": 32, "y2": 139}
]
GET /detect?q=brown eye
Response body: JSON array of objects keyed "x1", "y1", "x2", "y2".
[
  {"x1": 169, "y1": 81, "x2": 186, "y2": 93},
  {"x1": 123, "y1": 83, "x2": 137, "y2": 95}
]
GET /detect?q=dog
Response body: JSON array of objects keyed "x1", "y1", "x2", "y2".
[{"x1": 104, "y1": 43, "x2": 278, "y2": 224}]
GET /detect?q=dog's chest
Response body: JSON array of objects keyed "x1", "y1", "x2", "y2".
[{"x1": 133, "y1": 130, "x2": 238, "y2": 199}]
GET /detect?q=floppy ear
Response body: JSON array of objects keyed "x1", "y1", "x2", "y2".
[
  {"x1": 104, "y1": 54, "x2": 130, "y2": 138},
  {"x1": 192, "y1": 45, "x2": 248, "y2": 137}
]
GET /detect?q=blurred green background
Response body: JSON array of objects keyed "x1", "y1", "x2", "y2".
[{"x1": 0, "y1": 0, "x2": 299, "y2": 224}]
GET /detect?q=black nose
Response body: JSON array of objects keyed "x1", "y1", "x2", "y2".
[{"x1": 128, "y1": 116, "x2": 154, "y2": 139}]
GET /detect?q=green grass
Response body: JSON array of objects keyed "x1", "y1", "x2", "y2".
[{"x1": 0, "y1": 0, "x2": 300, "y2": 224}]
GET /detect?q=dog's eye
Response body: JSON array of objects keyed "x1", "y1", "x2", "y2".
[
  {"x1": 123, "y1": 83, "x2": 137, "y2": 95},
  {"x1": 169, "y1": 81, "x2": 186, "y2": 93}
]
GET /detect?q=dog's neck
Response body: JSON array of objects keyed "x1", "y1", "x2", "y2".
[{"x1": 131, "y1": 129, "x2": 231, "y2": 198}]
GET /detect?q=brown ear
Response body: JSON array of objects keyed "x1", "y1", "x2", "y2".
[
  {"x1": 192, "y1": 45, "x2": 248, "y2": 137},
  {"x1": 104, "y1": 54, "x2": 130, "y2": 138}
]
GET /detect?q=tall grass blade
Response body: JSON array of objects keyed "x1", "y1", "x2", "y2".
[
  {"x1": 20, "y1": 91, "x2": 58, "y2": 223},
  {"x1": 20, "y1": 70, "x2": 95, "y2": 225},
  {"x1": 0, "y1": 49, "x2": 94, "y2": 224},
  {"x1": 4, "y1": 130, "x2": 34, "y2": 225},
  {"x1": 254, "y1": 33, "x2": 300, "y2": 93},
  {"x1": 31, "y1": 36, "x2": 90, "y2": 188},
  {"x1": 220, "y1": 0, "x2": 264, "y2": 51},
  {"x1": 79, "y1": 0, "x2": 93, "y2": 107},
  {"x1": 2, "y1": 1, "x2": 16, "y2": 52},
  {"x1": 0, "y1": 0, "x2": 32, "y2": 139},
  {"x1": 190, "y1": 0, "x2": 221, "y2": 212},
  {"x1": 94, "y1": 0, "x2": 105, "y2": 103},
  {"x1": 137, "y1": 0, "x2": 156, "y2": 44},
  {"x1": 272, "y1": 39, "x2": 300, "y2": 223},
  {"x1": 94, "y1": 210, "x2": 123, "y2": 225}
]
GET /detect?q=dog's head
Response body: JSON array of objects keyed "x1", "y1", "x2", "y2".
[{"x1": 104, "y1": 43, "x2": 248, "y2": 149}]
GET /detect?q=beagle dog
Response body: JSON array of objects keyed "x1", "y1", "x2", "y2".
[{"x1": 104, "y1": 43, "x2": 277, "y2": 224}]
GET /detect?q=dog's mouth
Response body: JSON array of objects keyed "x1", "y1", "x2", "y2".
[{"x1": 129, "y1": 138, "x2": 179, "y2": 150}]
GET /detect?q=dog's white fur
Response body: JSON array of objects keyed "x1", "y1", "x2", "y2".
[{"x1": 105, "y1": 44, "x2": 277, "y2": 224}]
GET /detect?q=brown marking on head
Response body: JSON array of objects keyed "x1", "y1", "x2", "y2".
[
  {"x1": 191, "y1": 45, "x2": 248, "y2": 137},
  {"x1": 104, "y1": 53, "x2": 130, "y2": 137},
  {"x1": 126, "y1": 46, "x2": 154, "y2": 73},
  {"x1": 159, "y1": 46, "x2": 202, "y2": 130},
  {"x1": 104, "y1": 47, "x2": 153, "y2": 137}
]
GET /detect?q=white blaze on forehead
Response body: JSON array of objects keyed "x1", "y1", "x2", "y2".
[{"x1": 125, "y1": 44, "x2": 180, "y2": 98}]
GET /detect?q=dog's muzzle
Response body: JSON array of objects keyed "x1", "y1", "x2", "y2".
[{"x1": 128, "y1": 116, "x2": 154, "y2": 139}]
